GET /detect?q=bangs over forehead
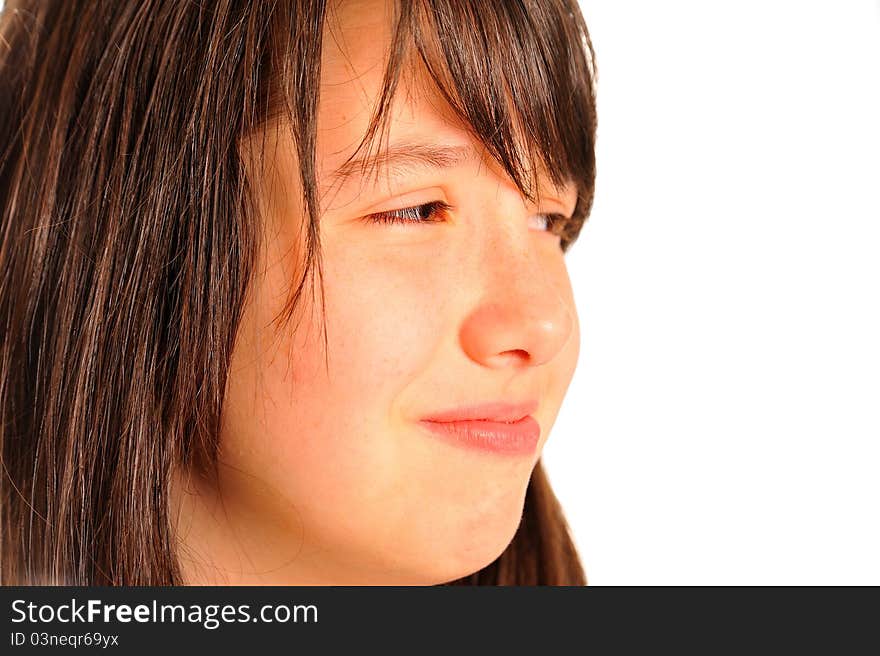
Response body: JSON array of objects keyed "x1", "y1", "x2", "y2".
[{"x1": 338, "y1": 0, "x2": 599, "y2": 253}]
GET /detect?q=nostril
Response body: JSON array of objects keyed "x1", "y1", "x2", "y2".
[{"x1": 487, "y1": 349, "x2": 532, "y2": 368}]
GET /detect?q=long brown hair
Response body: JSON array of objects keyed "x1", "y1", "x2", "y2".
[{"x1": 0, "y1": 0, "x2": 597, "y2": 585}]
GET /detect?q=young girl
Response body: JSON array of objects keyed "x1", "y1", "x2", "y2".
[{"x1": 0, "y1": 0, "x2": 597, "y2": 585}]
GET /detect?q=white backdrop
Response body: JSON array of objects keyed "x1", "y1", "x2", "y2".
[
  {"x1": 542, "y1": 0, "x2": 880, "y2": 584},
  {"x1": 3, "y1": 0, "x2": 878, "y2": 585}
]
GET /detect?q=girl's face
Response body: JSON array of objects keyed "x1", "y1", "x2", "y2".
[{"x1": 176, "y1": 0, "x2": 580, "y2": 584}]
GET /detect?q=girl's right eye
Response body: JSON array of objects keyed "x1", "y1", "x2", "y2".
[{"x1": 366, "y1": 201, "x2": 454, "y2": 225}]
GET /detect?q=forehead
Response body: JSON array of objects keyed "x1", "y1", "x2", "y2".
[
  {"x1": 316, "y1": 0, "x2": 577, "y2": 205},
  {"x1": 321, "y1": 0, "x2": 413, "y2": 114},
  {"x1": 318, "y1": 0, "x2": 469, "y2": 166}
]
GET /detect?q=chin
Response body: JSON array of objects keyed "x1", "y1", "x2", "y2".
[{"x1": 416, "y1": 494, "x2": 527, "y2": 586}]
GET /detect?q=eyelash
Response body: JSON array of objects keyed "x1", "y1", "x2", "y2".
[
  {"x1": 366, "y1": 200, "x2": 569, "y2": 235},
  {"x1": 367, "y1": 200, "x2": 454, "y2": 224}
]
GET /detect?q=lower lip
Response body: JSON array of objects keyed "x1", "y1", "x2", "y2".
[{"x1": 418, "y1": 416, "x2": 541, "y2": 456}]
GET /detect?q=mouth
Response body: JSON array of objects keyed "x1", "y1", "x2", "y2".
[
  {"x1": 420, "y1": 399, "x2": 539, "y2": 423},
  {"x1": 418, "y1": 400, "x2": 541, "y2": 456}
]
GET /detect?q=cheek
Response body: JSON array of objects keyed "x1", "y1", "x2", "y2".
[
  {"x1": 540, "y1": 268, "x2": 581, "y2": 443},
  {"x1": 284, "y1": 247, "x2": 457, "y2": 508},
  {"x1": 552, "y1": 268, "x2": 580, "y2": 384},
  {"x1": 258, "y1": 273, "x2": 426, "y2": 425},
  {"x1": 287, "y1": 252, "x2": 438, "y2": 477},
  {"x1": 322, "y1": 249, "x2": 441, "y2": 388},
  {"x1": 219, "y1": 247, "x2": 457, "y2": 561}
]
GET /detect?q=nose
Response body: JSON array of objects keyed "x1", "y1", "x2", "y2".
[{"x1": 457, "y1": 230, "x2": 575, "y2": 369}]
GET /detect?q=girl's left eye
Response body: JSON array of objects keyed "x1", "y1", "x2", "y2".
[
  {"x1": 366, "y1": 200, "x2": 569, "y2": 235},
  {"x1": 366, "y1": 200, "x2": 453, "y2": 225}
]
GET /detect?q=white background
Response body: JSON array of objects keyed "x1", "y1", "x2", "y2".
[
  {"x1": 543, "y1": 0, "x2": 880, "y2": 584},
  {"x1": 3, "y1": 0, "x2": 877, "y2": 585}
]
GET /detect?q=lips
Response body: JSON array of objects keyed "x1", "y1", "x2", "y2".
[
  {"x1": 419, "y1": 400, "x2": 541, "y2": 456},
  {"x1": 420, "y1": 399, "x2": 539, "y2": 423}
]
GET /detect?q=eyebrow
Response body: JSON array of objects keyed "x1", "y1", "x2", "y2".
[
  {"x1": 321, "y1": 140, "x2": 579, "y2": 213},
  {"x1": 324, "y1": 142, "x2": 478, "y2": 191}
]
